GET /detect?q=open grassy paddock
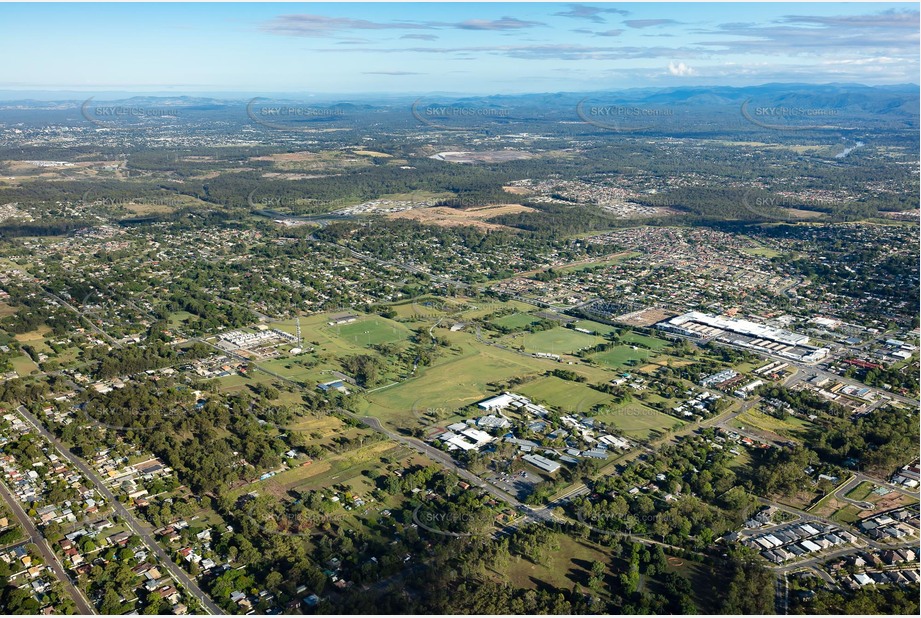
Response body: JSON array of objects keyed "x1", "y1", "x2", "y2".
[
  {"x1": 592, "y1": 404, "x2": 685, "y2": 439},
  {"x1": 237, "y1": 439, "x2": 419, "y2": 502},
  {"x1": 359, "y1": 327, "x2": 570, "y2": 427},
  {"x1": 11, "y1": 354, "x2": 38, "y2": 376},
  {"x1": 730, "y1": 407, "x2": 816, "y2": 440},
  {"x1": 516, "y1": 376, "x2": 611, "y2": 413},
  {"x1": 0, "y1": 301, "x2": 17, "y2": 318}
]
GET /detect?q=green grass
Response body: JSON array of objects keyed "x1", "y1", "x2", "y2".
[
  {"x1": 492, "y1": 312, "x2": 540, "y2": 330},
  {"x1": 455, "y1": 299, "x2": 534, "y2": 321},
  {"x1": 359, "y1": 322, "x2": 618, "y2": 427},
  {"x1": 389, "y1": 297, "x2": 450, "y2": 319},
  {"x1": 497, "y1": 533, "x2": 620, "y2": 599},
  {"x1": 517, "y1": 327, "x2": 604, "y2": 355},
  {"x1": 730, "y1": 408, "x2": 816, "y2": 439},
  {"x1": 845, "y1": 481, "x2": 875, "y2": 502},
  {"x1": 257, "y1": 358, "x2": 325, "y2": 384},
  {"x1": 516, "y1": 376, "x2": 611, "y2": 413},
  {"x1": 620, "y1": 331, "x2": 669, "y2": 351},
  {"x1": 332, "y1": 317, "x2": 409, "y2": 347},
  {"x1": 593, "y1": 404, "x2": 684, "y2": 439},
  {"x1": 227, "y1": 439, "x2": 406, "y2": 501},
  {"x1": 572, "y1": 319, "x2": 618, "y2": 336},
  {"x1": 591, "y1": 345, "x2": 650, "y2": 368},
  {"x1": 741, "y1": 246, "x2": 782, "y2": 258},
  {"x1": 167, "y1": 310, "x2": 198, "y2": 328},
  {"x1": 10, "y1": 354, "x2": 37, "y2": 376},
  {"x1": 831, "y1": 505, "x2": 863, "y2": 525},
  {"x1": 362, "y1": 337, "x2": 548, "y2": 427}
]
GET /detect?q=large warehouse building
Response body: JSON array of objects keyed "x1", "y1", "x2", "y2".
[{"x1": 658, "y1": 311, "x2": 828, "y2": 363}]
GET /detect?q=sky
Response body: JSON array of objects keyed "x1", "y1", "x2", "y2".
[{"x1": 0, "y1": 2, "x2": 918, "y2": 95}]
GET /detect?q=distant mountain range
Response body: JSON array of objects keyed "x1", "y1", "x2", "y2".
[
  {"x1": 0, "y1": 84, "x2": 916, "y2": 130},
  {"x1": 0, "y1": 83, "x2": 917, "y2": 109}
]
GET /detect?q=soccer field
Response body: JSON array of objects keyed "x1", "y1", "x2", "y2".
[
  {"x1": 492, "y1": 312, "x2": 541, "y2": 330},
  {"x1": 591, "y1": 345, "x2": 650, "y2": 368},
  {"x1": 330, "y1": 317, "x2": 409, "y2": 347},
  {"x1": 518, "y1": 327, "x2": 604, "y2": 354}
]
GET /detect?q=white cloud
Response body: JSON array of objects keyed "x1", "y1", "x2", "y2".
[{"x1": 668, "y1": 61, "x2": 696, "y2": 76}]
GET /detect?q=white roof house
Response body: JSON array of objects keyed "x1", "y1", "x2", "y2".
[{"x1": 800, "y1": 540, "x2": 822, "y2": 553}]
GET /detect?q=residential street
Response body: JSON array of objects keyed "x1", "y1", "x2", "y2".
[
  {"x1": 0, "y1": 478, "x2": 96, "y2": 614},
  {"x1": 15, "y1": 406, "x2": 224, "y2": 615}
]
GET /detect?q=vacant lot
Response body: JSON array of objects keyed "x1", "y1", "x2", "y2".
[
  {"x1": 387, "y1": 203, "x2": 534, "y2": 230},
  {"x1": 730, "y1": 408, "x2": 816, "y2": 440},
  {"x1": 365, "y1": 348, "x2": 534, "y2": 427},
  {"x1": 13, "y1": 326, "x2": 49, "y2": 343},
  {"x1": 362, "y1": 328, "x2": 569, "y2": 427},
  {"x1": 11, "y1": 354, "x2": 37, "y2": 377},
  {"x1": 496, "y1": 533, "x2": 619, "y2": 600},
  {"x1": 594, "y1": 404, "x2": 684, "y2": 439}
]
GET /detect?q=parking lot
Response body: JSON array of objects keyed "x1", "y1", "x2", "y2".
[{"x1": 488, "y1": 469, "x2": 543, "y2": 500}]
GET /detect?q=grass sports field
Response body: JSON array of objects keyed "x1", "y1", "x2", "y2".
[
  {"x1": 591, "y1": 345, "x2": 650, "y2": 368},
  {"x1": 333, "y1": 317, "x2": 409, "y2": 347},
  {"x1": 492, "y1": 312, "x2": 541, "y2": 330},
  {"x1": 620, "y1": 331, "x2": 669, "y2": 351},
  {"x1": 572, "y1": 319, "x2": 618, "y2": 336},
  {"x1": 517, "y1": 327, "x2": 603, "y2": 355}
]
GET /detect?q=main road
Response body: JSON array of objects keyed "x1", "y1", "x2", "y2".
[
  {"x1": 0, "y1": 478, "x2": 96, "y2": 614},
  {"x1": 15, "y1": 406, "x2": 224, "y2": 615}
]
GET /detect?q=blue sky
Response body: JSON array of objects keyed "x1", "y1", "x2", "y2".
[{"x1": 1, "y1": 2, "x2": 918, "y2": 94}]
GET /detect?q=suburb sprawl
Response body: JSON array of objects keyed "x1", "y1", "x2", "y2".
[{"x1": 0, "y1": 82, "x2": 918, "y2": 615}]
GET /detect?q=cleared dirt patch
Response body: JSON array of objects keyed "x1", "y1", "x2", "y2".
[
  {"x1": 431, "y1": 150, "x2": 534, "y2": 163},
  {"x1": 386, "y1": 203, "x2": 535, "y2": 230},
  {"x1": 251, "y1": 151, "x2": 320, "y2": 163},
  {"x1": 615, "y1": 306, "x2": 675, "y2": 327}
]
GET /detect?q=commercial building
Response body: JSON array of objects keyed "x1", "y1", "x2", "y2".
[
  {"x1": 522, "y1": 454, "x2": 561, "y2": 474},
  {"x1": 658, "y1": 311, "x2": 828, "y2": 363}
]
